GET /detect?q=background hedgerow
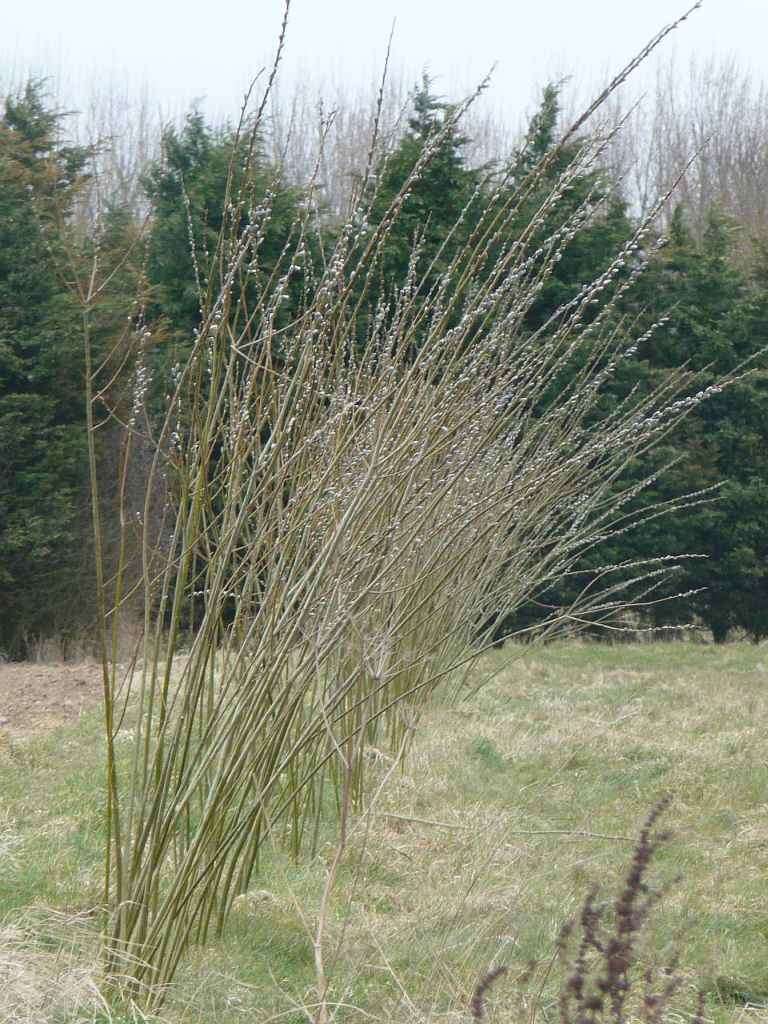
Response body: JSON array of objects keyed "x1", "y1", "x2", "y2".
[{"x1": 3, "y1": 49, "x2": 768, "y2": 655}]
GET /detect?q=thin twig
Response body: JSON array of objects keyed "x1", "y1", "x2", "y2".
[{"x1": 380, "y1": 813, "x2": 634, "y2": 842}]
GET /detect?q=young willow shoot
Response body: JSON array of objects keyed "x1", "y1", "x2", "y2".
[{"x1": 82, "y1": 3, "x2": 714, "y2": 1004}]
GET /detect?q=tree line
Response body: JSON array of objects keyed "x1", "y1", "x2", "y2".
[{"x1": 1, "y1": 74, "x2": 766, "y2": 658}]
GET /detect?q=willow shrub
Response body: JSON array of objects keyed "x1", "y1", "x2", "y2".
[{"x1": 80, "y1": 4, "x2": 718, "y2": 1005}]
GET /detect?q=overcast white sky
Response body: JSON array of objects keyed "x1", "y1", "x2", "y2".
[{"x1": 3, "y1": 1, "x2": 768, "y2": 125}]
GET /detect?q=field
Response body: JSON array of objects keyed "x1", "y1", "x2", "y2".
[{"x1": 1, "y1": 640, "x2": 767, "y2": 1023}]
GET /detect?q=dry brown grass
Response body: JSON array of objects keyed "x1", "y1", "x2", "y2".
[{"x1": 0, "y1": 911, "x2": 107, "y2": 1023}]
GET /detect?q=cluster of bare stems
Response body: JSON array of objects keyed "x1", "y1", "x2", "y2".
[
  {"x1": 602, "y1": 53, "x2": 768, "y2": 243},
  {"x1": 36, "y1": 0, "x2": 768, "y2": 256},
  {"x1": 57, "y1": 10, "x2": 768, "y2": 252},
  {"x1": 79, "y1": 1, "x2": 723, "y2": 1008}
]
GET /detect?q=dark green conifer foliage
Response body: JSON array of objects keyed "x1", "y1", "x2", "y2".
[
  {"x1": 517, "y1": 206, "x2": 768, "y2": 644},
  {"x1": 503, "y1": 84, "x2": 634, "y2": 334},
  {"x1": 365, "y1": 74, "x2": 483, "y2": 315},
  {"x1": 142, "y1": 110, "x2": 302, "y2": 359},
  {"x1": 618, "y1": 208, "x2": 768, "y2": 641},
  {"x1": 0, "y1": 82, "x2": 95, "y2": 657},
  {"x1": 139, "y1": 111, "x2": 308, "y2": 631},
  {"x1": 482, "y1": 97, "x2": 768, "y2": 645}
]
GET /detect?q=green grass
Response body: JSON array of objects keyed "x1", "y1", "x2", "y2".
[{"x1": 2, "y1": 640, "x2": 768, "y2": 1022}]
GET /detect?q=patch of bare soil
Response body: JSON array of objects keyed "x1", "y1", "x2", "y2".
[{"x1": 0, "y1": 662, "x2": 104, "y2": 739}]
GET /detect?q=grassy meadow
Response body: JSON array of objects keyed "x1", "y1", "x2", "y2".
[{"x1": 2, "y1": 639, "x2": 767, "y2": 1023}]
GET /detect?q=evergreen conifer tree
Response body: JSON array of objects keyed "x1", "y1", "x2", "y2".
[
  {"x1": 0, "y1": 82, "x2": 94, "y2": 656},
  {"x1": 143, "y1": 110, "x2": 302, "y2": 361},
  {"x1": 363, "y1": 74, "x2": 482, "y2": 329}
]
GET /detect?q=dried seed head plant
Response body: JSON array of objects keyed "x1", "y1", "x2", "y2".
[
  {"x1": 471, "y1": 799, "x2": 708, "y2": 1024},
  {"x1": 79, "y1": 0, "x2": 719, "y2": 1007}
]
